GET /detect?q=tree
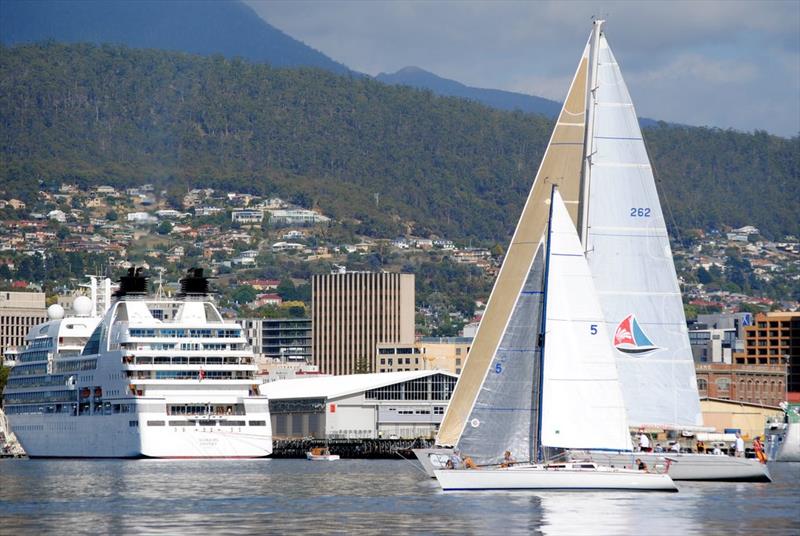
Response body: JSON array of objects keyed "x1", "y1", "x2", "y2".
[
  {"x1": 106, "y1": 210, "x2": 119, "y2": 221},
  {"x1": 231, "y1": 285, "x2": 257, "y2": 305},
  {"x1": 697, "y1": 267, "x2": 713, "y2": 285},
  {"x1": 156, "y1": 221, "x2": 173, "y2": 235},
  {"x1": 0, "y1": 364, "x2": 9, "y2": 397}
]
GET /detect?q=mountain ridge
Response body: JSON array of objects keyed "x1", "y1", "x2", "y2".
[
  {"x1": 376, "y1": 66, "x2": 562, "y2": 118},
  {"x1": 0, "y1": 0, "x2": 353, "y2": 74}
]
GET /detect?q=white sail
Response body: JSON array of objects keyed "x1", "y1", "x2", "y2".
[
  {"x1": 540, "y1": 189, "x2": 631, "y2": 451},
  {"x1": 583, "y1": 30, "x2": 702, "y2": 429}
]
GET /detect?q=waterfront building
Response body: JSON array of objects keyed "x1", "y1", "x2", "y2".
[
  {"x1": 376, "y1": 337, "x2": 472, "y2": 375},
  {"x1": 240, "y1": 317, "x2": 311, "y2": 362},
  {"x1": 700, "y1": 397, "x2": 783, "y2": 440},
  {"x1": 688, "y1": 325, "x2": 737, "y2": 363},
  {"x1": 312, "y1": 271, "x2": 414, "y2": 375},
  {"x1": 260, "y1": 370, "x2": 457, "y2": 440},
  {"x1": 0, "y1": 291, "x2": 46, "y2": 362},
  {"x1": 734, "y1": 311, "x2": 800, "y2": 401},
  {"x1": 695, "y1": 362, "x2": 787, "y2": 407}
]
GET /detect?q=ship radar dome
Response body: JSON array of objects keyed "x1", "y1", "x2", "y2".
[
  {"x1": 72, "y1": 296, "x2": 93, "y2": 316},
  {"x1": 47, "y1": 304, "x2": 65, "y2": 320}
]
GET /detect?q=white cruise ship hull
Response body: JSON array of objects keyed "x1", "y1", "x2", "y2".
[
  {"x1": 573, "y1": 451, "x2": 771, "y2": 482},
  {"x1": 10, "y1": 411, "x2": 272, "y2": 458},
  {"x1": 434, "y1": 464, "x2": 677, "y2": 492}
]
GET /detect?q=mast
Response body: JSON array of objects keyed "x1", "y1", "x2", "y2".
[
  {"x1": 535, "y1": 185, "x2": 558, "y2": 463},
  {"x1": 577, "y1": 19, "x2": 604, "y2": 247}
]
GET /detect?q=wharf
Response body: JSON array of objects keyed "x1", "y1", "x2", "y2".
[{"x1": 272, "y1": 438, "x2": 434, "y2": 459}]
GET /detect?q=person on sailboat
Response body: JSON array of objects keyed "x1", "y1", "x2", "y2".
[
  {"x1": 636, "y1": 458, "x2": 648, "y2": 472},
  {"x1": 638, "y1": 430, "x2": 651, "y2": 452},
  {"x1": 500, "y1": 450, "x2": 517, "y2": 468},
  {"x1": 753, "y1": 436, "x2": 767, "y2": 464},
  {"x1": 670, "y1": 441, "x2": 681, "y2": 453},
  {"x1": 734, "y1": 432, "x2": 745, "y2": 457}
]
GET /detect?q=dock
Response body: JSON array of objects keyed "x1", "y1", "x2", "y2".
[{"x1": 272, "y1": 438, "x2": 434, "y2": 459}]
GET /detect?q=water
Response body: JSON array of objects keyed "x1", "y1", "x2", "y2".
[{"x1": 1, "y1": 459, "x2": 798, "y2": 535}]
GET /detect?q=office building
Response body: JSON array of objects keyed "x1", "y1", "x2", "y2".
[
  {"x1": 376, "y1": 337, "x2": 473, "y2": 375},
  {"x1": 0, "y1": 291, "x2": 47, "y2": 361},
  {"x1": 240, "y1": 317, "x2": 312, "y2": 362},
  {"x1": 734, "y1": 311, "x2": 800, "y2": 400},
  {"x1": 312, "y1": 271, "x2": 414, "y2": 375}
]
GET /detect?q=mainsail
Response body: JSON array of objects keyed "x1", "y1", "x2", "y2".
[
  {"x1": 456, "y1": 243, "x2": 545, "y2": 464},
  {"x1": 540, "y1": 189, "x2": 631, "y2": 452},
  {"x1": 582, "y1": 24, "x2": 702, "y2": 428},
  {"x1": 437, "y1": 37, "x2": 591, "y2": 448}
]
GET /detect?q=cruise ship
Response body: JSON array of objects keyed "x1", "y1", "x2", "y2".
[{"x1": 3, "y1": 268, "x2": 272, "y2": 458}]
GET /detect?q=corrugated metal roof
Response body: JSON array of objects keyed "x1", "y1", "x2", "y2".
[{"x1": 260, "y1": 370, "x2": 457, "y2": 400}]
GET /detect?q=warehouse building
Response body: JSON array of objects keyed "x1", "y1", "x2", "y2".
[{"x1": 260, "y1": 370, "x2": 457, "y2": 440}]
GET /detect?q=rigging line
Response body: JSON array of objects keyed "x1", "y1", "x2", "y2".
[{"x1": 395, "y1": 449, "x2": 434, "y2": 476}]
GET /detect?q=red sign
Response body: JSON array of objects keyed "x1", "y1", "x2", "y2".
[{"x1": 329, "y1": 403, "x2": 336, "y2": 413}]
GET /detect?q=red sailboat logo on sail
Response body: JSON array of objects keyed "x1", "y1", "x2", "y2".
[{"x1": 613, "y1": 314, "x2": 659, "y2": 355}]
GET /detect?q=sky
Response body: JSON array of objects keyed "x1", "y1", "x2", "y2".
[{"x1": 247, "y1": 0, "x2": 800, "y2": 137}]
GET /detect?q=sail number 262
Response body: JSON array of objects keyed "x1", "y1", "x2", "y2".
[{"x1": 630, "y1": 207, "x2": 651, "y2": 217}]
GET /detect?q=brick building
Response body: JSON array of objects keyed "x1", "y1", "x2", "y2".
[{"x1": 734, "y1": 311, "x2": 800, "y2": 401}]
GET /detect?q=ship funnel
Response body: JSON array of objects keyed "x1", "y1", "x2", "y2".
[
  {"x1": 178, "y1": 267, "x2": 213, "y2": 297},
  {"x1": 113, "y1": 266, "x2": 149, "y2": 297}
]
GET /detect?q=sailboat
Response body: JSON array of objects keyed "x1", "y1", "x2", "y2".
[
  {"x1": 420, "y1": 19, "x2": 770, "y2": 482},
  {"x1": 434, "y1": 187, "x2": 676, "y2": 491}
]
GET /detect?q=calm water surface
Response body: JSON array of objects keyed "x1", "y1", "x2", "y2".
[{"x1": 1, "y1": 459, "x2": 798, "y2": 535}]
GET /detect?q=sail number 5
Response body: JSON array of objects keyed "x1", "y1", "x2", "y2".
[
  {"x1": 590, "y1": 324, "x2": 598, "y2": 335},
  {"x1": 630, "y1": 207, "x2": 651, "y2": 217}
]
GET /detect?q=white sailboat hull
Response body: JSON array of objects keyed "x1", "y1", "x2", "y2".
[
  {"x1": 775, "y1": 421, "x2": 800, "y2": 462},
  {"x1": 434, "y1": 464, "x2": 677, "y2": 492},
  {"x1": 574, "y1": 451, "x2": 771, "y2": 482},
  {"x1": 413, "y1": 447, "x2": 454, "y2": 477}
]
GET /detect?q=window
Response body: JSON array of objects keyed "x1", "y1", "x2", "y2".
[
  {"x1": 715, "y1": 378, "x2": 731, "y2": 391},
  {"x1": 697, "y1": 378, "x2": 707, "y2": 391}
]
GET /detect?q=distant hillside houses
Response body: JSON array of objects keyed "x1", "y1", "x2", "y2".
[
  {"x1": 268, "y1": 209, "x2": 329, "y2": 226},
  {"x1": 231, "y1": 209, "x2": 263, "y2": 224}
]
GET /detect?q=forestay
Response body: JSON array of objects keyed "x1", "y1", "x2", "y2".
[
  {"x1": 584, "y1": 33, "x2": 702, "y2": 429},
  {"x1": 540, "y1": 189, "x2": 631, "y2": 451}
]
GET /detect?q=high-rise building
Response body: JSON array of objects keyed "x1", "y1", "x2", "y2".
[
  {"x1": 0, "y1": 291, "x2": 47, "y2": 361},
  {"x1": 312, "y1": 271, "x2": 414, "y2": 375},
  {"x1": 734, "y1": 311, "x2": 800, "y2": 401}
]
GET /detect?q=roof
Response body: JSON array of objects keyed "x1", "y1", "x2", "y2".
[
  {"x1": 700, "y1": 397, "x2": 783, "y2": 411},
  {"x1": 260, "y1": 370, "x2": 457, "y2": 400}
]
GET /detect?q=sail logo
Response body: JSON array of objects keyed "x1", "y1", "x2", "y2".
[{"x1": 613, "y1": 314, "x2": 658, "y2": 355}]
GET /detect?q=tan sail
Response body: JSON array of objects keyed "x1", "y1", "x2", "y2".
[{"x1": 437, "y1": 43, "x2": 590, "y2": 446}]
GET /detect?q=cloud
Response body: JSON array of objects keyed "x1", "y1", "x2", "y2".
[{"x1": 246, "y1": 0, "x2": 800, "y2": 136}]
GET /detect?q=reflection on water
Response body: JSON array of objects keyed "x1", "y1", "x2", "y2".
[{"x1": 0, "y1": 459, "x2": 797, "y2": 535}]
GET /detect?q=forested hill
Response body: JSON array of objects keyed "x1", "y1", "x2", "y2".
[{"x1": 1, "y1": 43, "x2": 798, "y2": 241}]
